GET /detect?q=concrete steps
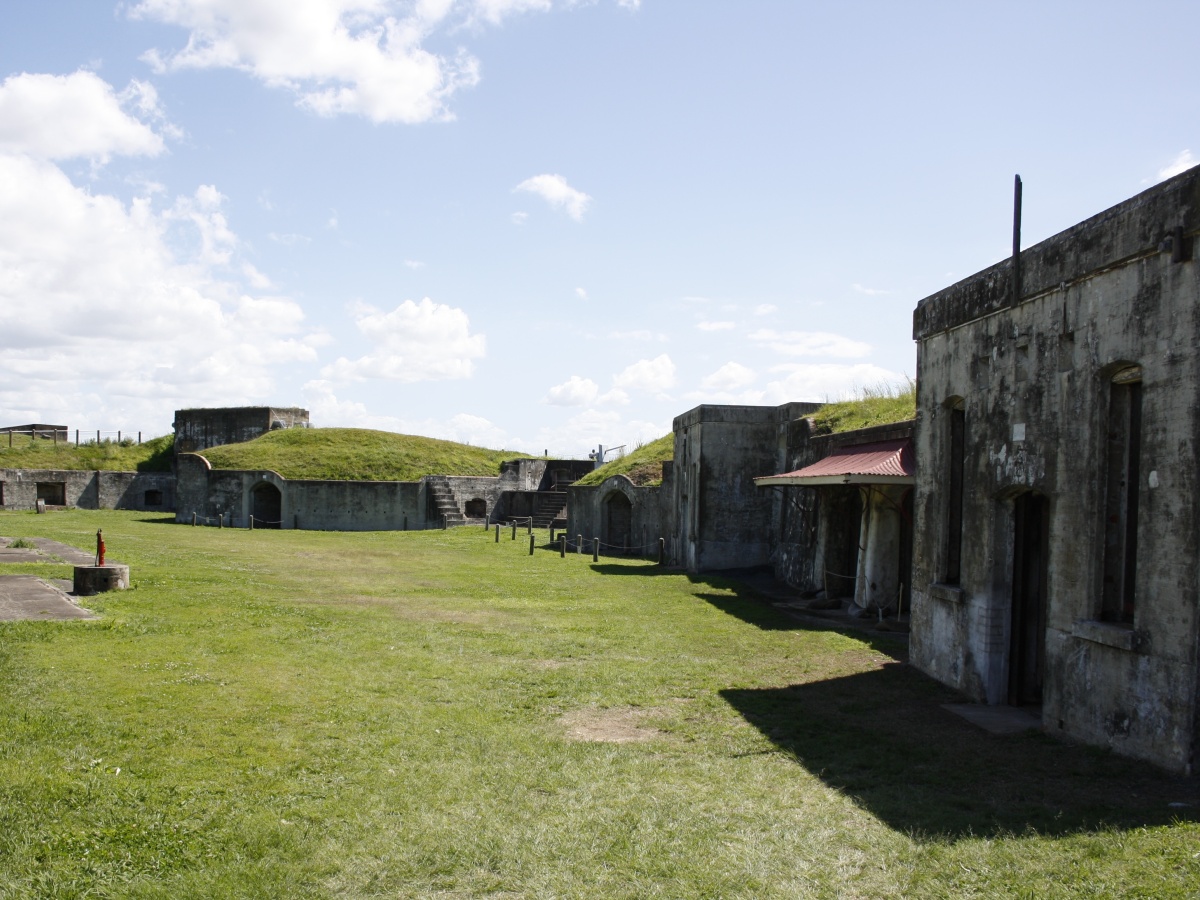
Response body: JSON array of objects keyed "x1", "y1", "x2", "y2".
[
  {"x1": 426, "y1": 477, "x2": 466, "y2": 527},
  {"x1": 531, "y1": 491, "x2": 568, "y2": 528}
]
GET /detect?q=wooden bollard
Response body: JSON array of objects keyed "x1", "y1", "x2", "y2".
[
  {"x1": 511, "y1": 522, "x2": 517, "y2": 540},
  {"x1": 527, "y1": 518, "x2": 533, "y2": 535},
  {"x1": 577, "y1": 534, "x2": 582, "y2": 555},
  {"x1": 560, "y1": 534, "x2": 566, "y2": 557},
  {"x1": 483, "y1": 518, "x2": 489, "y2": 530},
  {"x1": 192, "y1": 512, "x2": 197, "y2": 526},
  {"x1": 592, "y1": 538, "x2": 599, "y2": 562},
  {"x1": 658, "y1": 537, "x2": 665, "y2": 565},
  {"x1": 549, "y1": 526, "x2": 556, "y2": 543},
  {"x1": 529, "y1": 533, "x2": 535, "y2": 556},
  {"x1": 495, "y1": 523, "x2": 500, "y2": 543},
  {"x1": 249, "y1": 515, "x2": 254, "y2": 530},
  {"x1": 218, "y1": 513, "x2": 223, "y2": 529}
]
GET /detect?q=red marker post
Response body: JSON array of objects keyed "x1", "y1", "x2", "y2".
[{"x1": 96, "y1": 530, "x2": 106, "y2": 566}]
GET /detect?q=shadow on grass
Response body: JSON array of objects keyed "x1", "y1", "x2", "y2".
[
  {"x1": 722, "y1": 663, "x2": 1200, "y2": 840},
  {"x1": 135, "y1": 515, "x2": 179, "y2": 525}
]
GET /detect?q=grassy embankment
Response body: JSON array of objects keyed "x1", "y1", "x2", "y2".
[
  {"x1": 810, "y1": 381, "x2": 917, "y2": 435},
  {"x1": 200, "y1": 428, "x2": 528, "y2": 481},
  {"x1": 0, "y1": 434, "x2": 174, "y2": 472},
  {"x1": 573, "y1": 434, "x2": 674, "y2": 487},
  {"x1": 0, "y1": 510, "x2": 1197, "y2": 898}
]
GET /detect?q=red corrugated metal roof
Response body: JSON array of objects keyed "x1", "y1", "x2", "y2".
[{"x1": 755, "y1": 439, "x2": 914, "y2": 486}]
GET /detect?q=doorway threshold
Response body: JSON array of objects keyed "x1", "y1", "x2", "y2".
[{"x1": 942, "y1": 703, "x2": 1042, "y2": 735}]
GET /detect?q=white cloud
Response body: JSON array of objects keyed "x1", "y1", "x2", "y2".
[
  {"x1": 514, "y1": 173, "x2": 591, "y2": 221},
  {"x1": 763, "y1": 363, "x2": 909, "y2": 405},
  {"x1": 327, "y1": 209, "x2": 339, "y2": 229},
  {"x1": 303, "y1": 381, "x2": 516, "y2": 447},
  {"x1": 268, "y1": 232, "x2": 311, "y2": 245},
  {"x1": 132, "y1": 0, "x2": 482, "y2": 124},
  {"x1": 470, "y1": 0, "x2": 553, "y2": 26},
  {"x1": 701, "y1": 362, "x2": 756, "y2": 391},
  {"x1": 403, "y1": 259, "x2": 424, "y2": 269},
  {"x1": 1158, "y1": 149, "x2": 1197, "y2": 182},
  {"x1": 753, "y1": 304, "x2": 776, "y2": 316},
  {"x1": 748, "y1": 329, "x2": 872, "y2": 358},
  {"x1": 852, "y1": 283, "x2": 889, "y2": 296},
  {"x1": 544, "y1": 375, "x2": 599, "y2": 407},
  {"x1": 510, "y1": 210, "x2": 528, "y2": 225},
  {"x1": 696, "y1": 320, "x2": 735, "y2": 332},
  {"x1": 0, "y1": 71, "x2": 167, "y2": 161},
  {"x1": 613, "y1": 354, "x2": 676, "y2": 392},
  {"x1": 322, "y1": 297, "x2": 486, "y2": 383},
  {"x1": 532, "y1": 408, "x2": 665, "y2": 459},
  {"x1": 0, "y1": 152, "x2": 318, "y2": 431},
  {"x1": 575, "y1": 287, "x2": 588, "y2": 301}
]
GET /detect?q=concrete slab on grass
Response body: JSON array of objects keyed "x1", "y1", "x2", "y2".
[
  {"x1": 942, "y1": 703, "x2": 1042, "y2": 735},
  {"x1": 0, "y1": 576, "x2": 95, "y2": 621}
]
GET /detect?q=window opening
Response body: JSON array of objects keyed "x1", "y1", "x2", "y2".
[
  {"x1": 1101, "y1": 366, "x2": 1142, "y2": 623},
  {"x1": 945, "y1": 402, "x2": 965, "y2": 584}
]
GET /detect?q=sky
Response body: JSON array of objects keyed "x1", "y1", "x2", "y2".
[{"x1": 1, "y1": 1, "x2": 1197, "y2": 457}]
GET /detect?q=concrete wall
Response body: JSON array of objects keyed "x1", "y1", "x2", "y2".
[
  {"x1": 173, "y1": 406, "x2": 309, "y2": 454},
  {"x1": 910, "y1": 166, "x2": 1200, "y2": 772},
  {"x1": 0, "y1": 469, "x2": 175, "y2": 511}
]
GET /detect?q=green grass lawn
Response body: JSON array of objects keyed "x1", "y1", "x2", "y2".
[{"x1": 0, "y1": 511, "x2": 1197, "y2": 899}]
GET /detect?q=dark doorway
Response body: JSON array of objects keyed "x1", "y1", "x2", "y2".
[
  {"x1": 464, "y1": 498, "x2": 486, "y2": 518},
  {"x1": 897, "y1": 488, "x2": 914, "y2": 614},
  {"x1": 822, "y1": 487, "x2": 863, "y2": 600},
  {"x1": 252, "y1": 483, "x2": 282, "y2": 529},
  {"x1": 1009, "y1": 492, "x2": 1049, "y2": 706},
  {"x1": 36, "y1": 482, "x2": 66, "y2": 506},
  {"x1": 603, "y1": 492, "x2": 633, "y2": 554}
]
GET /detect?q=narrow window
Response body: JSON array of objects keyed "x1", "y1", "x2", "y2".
[
  {"x1": 144, "y1": 489, "x2": 163, "y2": 507},
  {"x1": 1101, "y1": 366, "x2": 1142, "y2": 624},
  {"x1": 944, "y1": 401, "x2": 965, "y2": 584}
]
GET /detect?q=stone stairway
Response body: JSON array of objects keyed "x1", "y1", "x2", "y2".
[
  {"x1": 426, "y1": 477, "x2": 466, "y2": 527},
  {"x1": 531, "y1": 491, "x2": 568, "y2": 528}
]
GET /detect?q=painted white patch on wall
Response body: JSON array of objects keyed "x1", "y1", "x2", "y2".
[
  {"x1": 1148, "y1": 470, "x2": 1160, "y2": 489},
  {"x1": 1012, "y1": 423, "x2": 1026, "y2": 442}
]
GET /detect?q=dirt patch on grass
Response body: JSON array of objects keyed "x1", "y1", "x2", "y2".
[{"x1": 559, "y1": 707, "x2": 665, "y2": 743}]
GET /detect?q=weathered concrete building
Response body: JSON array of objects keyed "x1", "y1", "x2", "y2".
[
  {"x1": 173, "y1": 406, "x2": 309, "y2": 455},
  {"x1": 671, "y1": 403, "x2": 822, "y2": 571},
  {"x1": 566, "y1": 466, "x2": 672, "y2": 559},
  {"x1": 0, "y1": 469, "x2": 175, "y2": 512},
  {"x1": 910, "y1": 167, "x2": 1200, "y2": 772}
]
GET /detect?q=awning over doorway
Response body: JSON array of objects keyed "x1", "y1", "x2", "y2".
[{"x1": 755, "y1": 439, "x2": 914, "y2": 487}]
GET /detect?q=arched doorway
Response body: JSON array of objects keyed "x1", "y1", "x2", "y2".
[
  {"x1": 1009, "y1": 491, "x2": 1048, "y2": 706},
  {"x1": 603, "y1": 492, "x2": 633, "y2": 555},
  {"x1": 252, "y1": 482, "x2": 282, "y2": 529}
]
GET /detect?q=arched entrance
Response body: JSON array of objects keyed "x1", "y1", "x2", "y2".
[
  {"x1": 603, "y1": 492, "x2": 633, "y2": 555},
  {"x1": 252, "y1": 482, "x2": 282, "y2": 529}
]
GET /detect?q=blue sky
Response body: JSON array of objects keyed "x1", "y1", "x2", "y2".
[{"x1": 1, "y1": 1, "x2": 1196, "y2": 456}]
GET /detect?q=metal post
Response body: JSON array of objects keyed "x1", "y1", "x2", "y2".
[
  {"x1": 511, "y1": 521, "x2": 517, "y2": 540},
  {"x1": 592, "y1": 538, "x2": 598, "y2": 562},
  {"x1": 75, "y1": 429, "x2": 79, "y2": 447},
  {"x1": 529, "y1": 533, "x2": 535, "y2": 556},
  {"x1": 560, "y1": 534, "x2": 566, "y2": 557},
  {"x1": 118, "y1": 431, "x2": 121, "y2": 443},
  {"x1": 495, "y1": 523, "x2": 500, "y2": 543},
  {"x1": 658, "y1": 537, "x2": 665, "y2": 565},
  {"x1": 527, "y1": 518, "x2": 532, "y2": 535},
  {"x1": 192, "y1": 512, "x2": 197, "y2": 526},
  {"x1": 96, "y1": 430, "x2": 100, "y2": 444},
  {"x1": 577, "y1": 534, "x2": 583, "y2": 554},
  {"x1": 249, "y1": 515, "x2": 254, "y2": 531},
  {"x1": 218, "y1": 513, "x2": 223, "y2": 529},
  {"x1": 138, "y1": 432, "x2": 141, "y2": 445}
]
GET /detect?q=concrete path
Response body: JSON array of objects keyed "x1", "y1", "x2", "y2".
[
  {"x1": 0, "y1": 536, "x2": 99, "y2": 621},
  {"x1": 941, "y1": 703, "x2": 1042, "y2": 735}
]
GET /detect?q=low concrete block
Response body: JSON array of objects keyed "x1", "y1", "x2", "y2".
[{"x1": 73, "y1": 565, "x2": 130, "y2": 596}]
